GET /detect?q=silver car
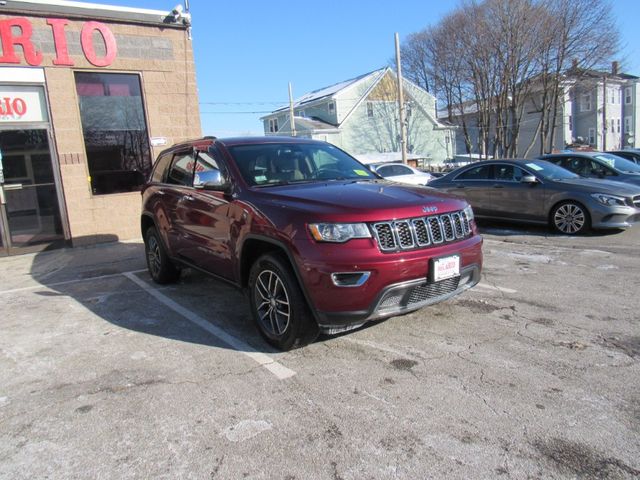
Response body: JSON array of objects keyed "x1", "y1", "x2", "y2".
[{"x1": 428, "y1": 159, "x2": 640, "y2": 234}]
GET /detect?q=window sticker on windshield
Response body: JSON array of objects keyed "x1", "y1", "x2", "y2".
[
  {"x1": 354, "y1": 169, "x2": 369, "y2": 176},
  {"x1": 526, "y1": 163, "x2": 543, "y2": 171},
  {"x1": 255, "y1": 175, "x2": 267, "y2": 182}
]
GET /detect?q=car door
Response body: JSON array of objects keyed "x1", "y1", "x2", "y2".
[
  {"x1": 490, "y1": 164, "x2": 547, "y2": 221},
  {"x1": 446, "y1": 164, "x2": 495, "y2": 216},
  {"x1": 163, "y1": 149, "x2": 196, "y2": 256},
  {"x1": 176, "y1": 149, "x2": 236, "y2": 280}
]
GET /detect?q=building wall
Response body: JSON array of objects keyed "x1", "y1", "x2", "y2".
[{"x1": 0, "y1": 13, "x2": 201, "y2": 245}]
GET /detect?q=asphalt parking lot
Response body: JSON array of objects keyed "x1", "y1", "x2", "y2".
[{"x1": 1, "y1": 223, "x2": 639, "y2": 479}]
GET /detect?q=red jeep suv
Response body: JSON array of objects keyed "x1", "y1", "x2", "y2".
[{"x1": 141, "y1": 136, "x2": 483, "y2": 350}]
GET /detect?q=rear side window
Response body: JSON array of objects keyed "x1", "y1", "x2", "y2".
[
  {"x1": 455, "y1": 164, "x2": 492, "y2": 180},
  {"x1": 167, "y1": 152, "x2": 195, "y2": 186},
  {"x1": 150, "y1": 153, "x2": 172, "y2": 183}
]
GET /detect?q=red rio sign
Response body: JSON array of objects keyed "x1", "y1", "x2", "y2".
[
  {"x1": 0, "y1": 17, "x2": 117, "y2": 67},
  {"x1": 0, "y1": 97, "x2": 27, "y2": 117}
]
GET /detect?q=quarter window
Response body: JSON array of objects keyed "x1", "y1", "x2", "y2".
[
  {"x1": 150, "y1": 153, "x2": 172, "y2": 183},
  {"x1": 75, "y1": 72, "x2": 152, "y2": 195}
]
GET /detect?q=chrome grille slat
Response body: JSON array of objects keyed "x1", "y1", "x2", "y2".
[{"x1": 372, "y1": 210, "x2": 472, "y2": 253}]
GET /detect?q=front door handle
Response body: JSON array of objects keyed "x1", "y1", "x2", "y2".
[
  {"x1": 3, "y1": 183, "x2": 23, "y2": 191},
  {"x1": 182, "y1": 194, "x2": 195, "y2": 202}
]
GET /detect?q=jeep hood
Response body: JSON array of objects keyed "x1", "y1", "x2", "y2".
[{"x1": 251, "y1": 180, "x2": 469, "y2": 222}]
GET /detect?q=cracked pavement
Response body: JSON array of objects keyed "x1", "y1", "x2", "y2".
[{"x1": 0, "y1": 223, "x2": 639, "y2": 479}]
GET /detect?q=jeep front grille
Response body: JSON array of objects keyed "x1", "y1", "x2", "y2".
[{"x1": 372, "y1": 211, "x2": 472, "y2": 252}]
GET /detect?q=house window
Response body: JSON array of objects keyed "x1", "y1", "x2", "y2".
[
  {"x1": 611, "y1": 119, "x2": 615, "y2": 132},
  {"x1": 617, "y1": 118, "x2": 621, "y2": 133},
  {"x1": 569, "y1": 115, "x2": 573, "y2": 131},
  {"x1": 609, "y1": 87, "x2": 616, "y2": 104},
  {"x1": 625, "y1": 87, "x2": 632, "y2": 104},
  {"x1": 367, "y1": 101, "x2": 374, "y2": 118},
  {"x1": 269, "y1": 118, "x2": 279, "y2": 133},
  {"x1": 580, "y1": 93, "x2": 591, "y2": 112},
  {"x1": 625, "y1": 116, "x2": 632, "y2": 133},
  {"x1": 328, "y1": 102, "x2": 335, "y2": 114},
  {"x1": 75, "y1": 72, "x2": 152, "y2": 195},
  {"x1": 588, "y1": 127, "x2": 596, "y2": 145},
  {"x1": 405, "y1": 102, "x2": 412, "y2": 119}
]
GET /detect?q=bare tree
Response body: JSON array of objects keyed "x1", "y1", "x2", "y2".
[{"x1": 402, "y1": 0, "x2": 620, "y2": 159}]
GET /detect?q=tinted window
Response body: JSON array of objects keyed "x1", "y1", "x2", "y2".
[
  {"x1": 151, "y1": 153, "x2": 172, "y2": 183},
  {"x1": 167, "y1": 153, "x2": 195, "y2": 186},
  {"x1": 75, "y1": 72, "x2": 151, "y2": 195},
  {"x1": 493, "y1": 165, "x2": 527, "y2": 181},
  {"x1": 456, "y1": 164, "x2": 492, "y2": 180}
]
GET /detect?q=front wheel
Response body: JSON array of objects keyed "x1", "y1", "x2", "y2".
[
  {"x1": 248, "y1": 253, "x2": 318, "y2": 350},
  {"x1": 551, "y1": 202, "x2": 590, "y2": 235}
]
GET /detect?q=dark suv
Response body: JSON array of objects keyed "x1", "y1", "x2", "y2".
[{"x1": 141, "y1": 136, "x2": 483, "y2": 350}]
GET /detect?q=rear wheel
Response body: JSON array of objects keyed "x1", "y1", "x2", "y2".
[
  {"x1": 248, "y1": 253, "x2": 318, "y2": 350},
  {"x1": 551, "y1": 201, "x2": 590, "y2": 235},
  {"x1": 145, "y1": 226, "x2": 180, "y2": 284}
]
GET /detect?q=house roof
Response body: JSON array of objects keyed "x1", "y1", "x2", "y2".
[{"x1": 271, "y1": 68, "x2": 388, "y2": 113}]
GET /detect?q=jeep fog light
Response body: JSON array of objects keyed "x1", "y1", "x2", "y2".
[{"x1": 309, "y1": 223, "x2": 371, "y2": 242}]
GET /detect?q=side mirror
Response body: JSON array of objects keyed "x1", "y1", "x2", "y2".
[
  {"x1": 194, "y1": 169, "x2": 229, "y2": 191},
  {"x1": 521, "y1": 175, "x2": 538, "y2": 184}
]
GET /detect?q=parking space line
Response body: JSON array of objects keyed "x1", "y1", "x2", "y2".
[
  {"x1": 0, "y1": 269, "x2": 148, "y2": 295},
  {"x1": 475, "y1": 283, "x2": 517, "y2": 294},
  {"x1": 122, "y1": 272, "x2": 296, "y2": 380}
]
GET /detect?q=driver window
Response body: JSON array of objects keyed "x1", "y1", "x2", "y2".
[{"x1": 193, "y1": 151, "x2": 226, "y2": 186}]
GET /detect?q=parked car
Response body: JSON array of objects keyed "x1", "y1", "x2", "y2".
[
  {"x1": 606, "y1": 150, "x2": 640, "y2": 165},
  {"x1": 428, "y1": 159, "x2": 640, "y2": 234},
  {"x1": 539, "y1": 152, "x2": 640, "y2": 187},
  {"x1": 369, "y1": 162, "x2": 433, "y2": 185},
  {"x1": 142, "y1": 136, "x2": 483, "y2": 350}
]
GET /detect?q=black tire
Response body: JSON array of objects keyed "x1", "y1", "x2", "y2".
[
  {"x1": 551, "y1": 201, "x2": 590, "y2": 235},
  {"x1": 248, "y1": 253, "x2": 318, "y2": 350},
  {"x1": 144, "y1": 226, "x2": 180, "y2": 284}
]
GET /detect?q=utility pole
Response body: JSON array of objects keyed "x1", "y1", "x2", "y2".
[
  {"x1": 288, "y1": 82, "x2": 296, "y2": 137},
  {"x1": 602, "y1": 75, "x2": 607, "y2": 151},
  {"x1": 395, "y1": 32, "x2": 408, "y2": 165}
]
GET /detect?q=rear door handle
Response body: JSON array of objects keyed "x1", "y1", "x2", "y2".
[{"x1": 492, "y1": 184, "x2": 504, "y2": 189}]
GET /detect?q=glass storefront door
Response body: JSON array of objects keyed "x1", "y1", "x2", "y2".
[{"x1": 0, "y1": 129, "x2": 64, "y2": 255}]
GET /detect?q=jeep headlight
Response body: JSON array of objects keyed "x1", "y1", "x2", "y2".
[
  {"x1": 591, "y1": 193, "x2": 626, "y2": 207},
  {"x1": 463, "y1": 205, "x2": 475, "y2": 222},
  {"x1": 309, "y1": 223, "x2": 372, "y2": 242}
]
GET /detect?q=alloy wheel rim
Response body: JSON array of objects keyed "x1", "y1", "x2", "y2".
[
  {"x1": 554, "y1": 204, "x2": 585, "y2": 234},
  {"x1": 254, "y1": 269, "x2": 291, "y2": 336},
  {"x1": 147, "y1": 236, "x2": 161, "y2": 277}
]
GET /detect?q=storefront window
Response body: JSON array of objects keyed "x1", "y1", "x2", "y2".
[{"x1": 75, "y1": 72, "x2": 151, "y2": 195}]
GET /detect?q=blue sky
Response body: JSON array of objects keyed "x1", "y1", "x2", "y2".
[{"x1": 104, "y1": 0, "x2": 640, "y2": 137}]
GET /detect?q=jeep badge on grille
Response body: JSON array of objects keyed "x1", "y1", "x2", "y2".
[{"x1": 423, "y1": 206, "x2": 438, "y2": 213}]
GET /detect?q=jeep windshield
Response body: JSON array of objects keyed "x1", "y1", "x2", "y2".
[{"x1": 228, "y1": 142, "x2": 378, "y2": 186}]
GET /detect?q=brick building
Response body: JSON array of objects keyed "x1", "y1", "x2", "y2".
[{"x1": 0, "y1": 0, "x2": 201, "y2": 255}]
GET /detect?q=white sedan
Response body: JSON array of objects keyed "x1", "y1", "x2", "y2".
[{"x1": 371, "y1": 163, "x2": 434, "y2": 186}]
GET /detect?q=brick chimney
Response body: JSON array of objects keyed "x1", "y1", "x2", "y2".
[{"x1": 612, "y1": 61, "x2": 619, "y2": 75}]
